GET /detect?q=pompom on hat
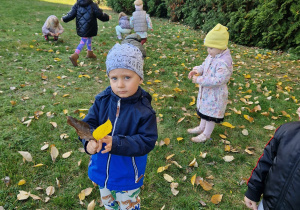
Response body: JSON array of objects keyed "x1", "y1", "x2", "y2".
[
  {"x1": 106, "y1": 43, "x2": 144, "y2": 79},
  {"x1": 204, "y1": 23, "x2": 229, "y2": 50},
  {"x1": 134, "y1": 0, "x2": 143, "y2": 6}
]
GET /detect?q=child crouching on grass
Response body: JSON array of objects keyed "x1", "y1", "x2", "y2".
[
  {"x1": 79, "y1": 43, "x2": 158, "y2": 209},
  {"x1": 42, "y1": 15, "x2": 64, "y2": 41}
]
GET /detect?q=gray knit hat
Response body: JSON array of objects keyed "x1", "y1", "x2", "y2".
[{"x1": 106, "y1": 43, "x2": 144, "y2": 79}]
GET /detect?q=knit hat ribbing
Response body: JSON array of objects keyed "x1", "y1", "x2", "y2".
[
  {"x1": 204, "y1": 23, "x2": 229, "y2": 50},
  {"x1": 106, "y1": 43, "x2": 144, "y2": 79},
  {"x1": 134, "y1": 0, "x2": 143, "y2": 6}
]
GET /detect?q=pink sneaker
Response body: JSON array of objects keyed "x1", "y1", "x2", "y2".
[
  {"x1": 191, "y1": 133, "x2": 208, "y2": 143},
  {"x1": 187, "y1": 126, "x2": 204, "y2": 134}
]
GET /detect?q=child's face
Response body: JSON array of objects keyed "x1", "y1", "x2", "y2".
[
  {"x1": 109, "y1": 68, "x2": 143, "y2": 98},
  {"x1": 207, "y1": 47, "x2": 223, "y2": 58}
]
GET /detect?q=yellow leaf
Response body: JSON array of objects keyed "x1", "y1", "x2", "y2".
[
  {"x1": 189, "y1": 158, "x2": 198, "y2": 167},
  {"x1": 50, "y1": 122, "x2": 57, "y2": 128},
  {"x1": 244, "y1": 115, "x2": 254, "y2": 123},
  {"x1": 191, "y1": 174, "x2": 196, "y2": 186},
  {"x1": 18, "y1": 179, "x2": 26, "y2": 186},
  {"x1": 164, "y1": 138, "x2": 170, "y2": 145},
  {"x1": 211, "y1": 194, "x2": 223, "y2": 204},
  {"x1": 33, "y1": 163, "x2": 44, "y2": 167},
  {"x1": 224, "y1": 145, "x2": 231, "y2": 152},
  {"x1": 219, "y1": 134, "x2": 226, "y2": 139},
  {"x1": 92, "y1": 119, "x2": 112, "y2": 140},
  {"x1": 166, "y1": 154, "x2": 175, "y2": 160},
  {"x1": 78, "y1": 191, "x2": 85, "y2": 201},
  {"x1": 244, "y1": 74, "x2": 251, "y2": 79},
  {"x1": 221, "y1": 122, "x2": 235, "y2": 128},
  {"x1": 154, "y1": 79, "x2": 161, "y2": 83},
  {"x1": 177, "y1": 137, "x2": 183, "y2": 141}
]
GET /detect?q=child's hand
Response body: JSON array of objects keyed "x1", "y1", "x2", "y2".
[
  {"x1": 109, "y1": 15, "x2": 112, "y2": 20},
  {"x1": 61, "y1": 18, "x2": 64, "y2": 22},
  {"x1": 244, "y1": 196, "x2": 258, "y2": 210},
  {"x1": 86, "y1": 140, "x2": 102, "y2": 154},
  {"x1": 101, "y1": 135, "x2": 112, "y2": 154},
  {"x1": 188, "y1": 69, "x2": 199, "y2": 79}
]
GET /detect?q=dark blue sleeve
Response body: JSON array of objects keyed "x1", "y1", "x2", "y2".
[
  {"x1": 62, "y1": 4, "x2": 77, "y2": 22},
  {"x1": 110, "y1": 112, "x2": 158, "y2": 157}
]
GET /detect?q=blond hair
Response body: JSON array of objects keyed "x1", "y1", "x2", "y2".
[
  {"x1": 46, "y1": 16, "x2": 59, "y2": 29},
  {"x1": 118, "y1": 12, "x2": 127, "y2": 20}
]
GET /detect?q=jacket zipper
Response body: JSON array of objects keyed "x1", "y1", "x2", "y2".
[
  {"x1": 104, "y1": 99, "x2": 121, "y2": 188},
  {"x1": 132, "y1": 157, "x2": 139, "y2": 183}
]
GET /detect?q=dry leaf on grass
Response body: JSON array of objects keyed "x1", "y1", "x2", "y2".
[
  {"x1": 211, "y1": 194, "x2": 223, "y2": 204},
  {"x1": 18, "y1": 151, "x2": 32, "y2": 162}
]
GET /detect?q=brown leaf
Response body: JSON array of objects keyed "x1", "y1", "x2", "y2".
[
  {"x1": 67, "y1": 116, "x2": 95, "y2": 140},
  {"x1": 211, "y1": 194, "x2": 223, "y2": 204},
  {"x1": 199, "y1": 179, "x2": 213, "y2": 191}
]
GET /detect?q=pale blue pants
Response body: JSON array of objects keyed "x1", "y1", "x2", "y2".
[{"x1": 115, "y1": 25, "x2": 131, "y2": 37}]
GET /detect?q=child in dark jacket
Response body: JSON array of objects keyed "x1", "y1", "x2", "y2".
[
  {"x1": 79, "y1": 42, "x2": 157, "y2": 209},
  {"x1": 244, "y1": 109, "x2": 300, "y2": 210},
  {"x1": 61, "y1": 0, "x2": 111, "y2": 66},
  {"x1": 116, "y1": 12, "x2": 131, "y2": 40}
]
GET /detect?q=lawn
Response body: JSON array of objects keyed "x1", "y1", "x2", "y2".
[{"x1": 0, "y1": 0, "x2": 300, "y2": 209}]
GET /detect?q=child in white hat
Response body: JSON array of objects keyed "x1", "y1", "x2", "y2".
[
  {"x1": 188, "y1": 23, "x2": 233, "y2": 142},
  {"x1": 78, "y1": 43, "x2": 157, "y2": 209}
]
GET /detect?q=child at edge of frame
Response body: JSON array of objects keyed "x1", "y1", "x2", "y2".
[
  {"x1": 42, "y1": 15, "x2": 64, "y2": 41},
  {"x1": 244, "y1": 107, "x2": 300, "y2": 210},
  {"x1": 187, "y1": 23, "x2": 233, "y2": 143},
  {"x1": 61, "y1": 0, "x2": 111, "y2": 66},
  {"x1": 130, "y1": 0, "x2": 153, "y2": 45},
  {"x1": 78, "y1": 42, "x2": 158, "y2": 209}
]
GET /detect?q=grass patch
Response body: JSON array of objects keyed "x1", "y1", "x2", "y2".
[{"x1": 0, "y1": 0, "x2": 300, "y2": 209}]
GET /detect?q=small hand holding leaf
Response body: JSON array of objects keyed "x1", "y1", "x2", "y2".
[
  {"x1": 101, "y1": 136, "x2": 113, "y2": 154},
  {"x1": 86, "y1": 140, "x2": 102, "y2": 154}
]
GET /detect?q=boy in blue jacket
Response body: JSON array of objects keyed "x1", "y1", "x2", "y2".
[{"x1": 80, "y1": 43, "x2": 157, "y2": 209}]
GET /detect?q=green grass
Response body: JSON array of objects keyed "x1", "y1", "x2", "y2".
[{"x1": 1, "y1": 0, "x2": 300, "y2": 209}]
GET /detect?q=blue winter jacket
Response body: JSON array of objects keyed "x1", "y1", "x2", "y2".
[{"x1": 81, "y1": 86, "x2": 158, "y2": 191}]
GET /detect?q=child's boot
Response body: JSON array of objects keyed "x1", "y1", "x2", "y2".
[
  {"x1": 191, "y1": 133, "x2": 208, "y2": 143},
  {"x1": 69, "y1": 53, "x2": 79, "y2": 66},
  {"x1": 86, "y1": 50, "x2": 97, "y2": 58}
]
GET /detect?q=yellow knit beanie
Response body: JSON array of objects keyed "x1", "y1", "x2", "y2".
[{"x1": 204, "y1": 23, "x2": 229, "y2": 50}]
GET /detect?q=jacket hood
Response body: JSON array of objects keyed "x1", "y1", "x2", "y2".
[{"x1": 77, "y1": 0, "x2": 93, "y2": 6}]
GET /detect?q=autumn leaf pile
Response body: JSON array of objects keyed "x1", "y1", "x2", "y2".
[{"x1": 0, "y1": 0, "x2": 300, "y2": 209}]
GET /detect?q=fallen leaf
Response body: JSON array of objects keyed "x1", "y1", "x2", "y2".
[
  {"x1": 171, "y1": 161, "x2": 182, "y2": 168},
  {"x1": 264, "y1": 125, "x2": 276, "y2": 130},
  {"x1": 166, "y1": 154, "x2": 175, "y2": 160},
  {"x1": 87, "y1": 200, "x2": 96, "y2": 210},
  {"x1": 199, "y1": 152, "x2": 207, "y2": 158},
  {"x1": 62, "y1": 151, "x2": 72, "y2": 159},
  {"x1": 211, "y1": 194, "x2": 223, "y2": 204},
  {"x1": 191, "y1": 174, "x2": 196, "y2": 186},
  {"x1": 242, "y1": 129, "x2": 249, "y2": 136},
  {"x1": 199, "y1": 179, "x2": 213, "y2": 191},
  {"x1": 163, "y1": 174, "x2": 174, "y2": 182},
  {"x1": 29, "y1": 193, "x2": 41, "y2": 200},
  {"x1": 50, "y1": 145, "x2": 59, "y2": 162},
  {"x1": 221, "y1": 122, "x2": 235, "y2": 128},
  {"x1": 46, "y1": 186, "x2": 55, "y2": 196},
  {"x1": 188, "y1": 158, "x2": 198, "y2": 167},
  {"x1": 17, "y1": 191, "x2": 30, "y2": 200},
  {"x1": 50, "y1": 122, "x2": 57, "y2": 128},
  {"x1": 177, "y1": 137, "x2": 183, "y2": 141},
  {"x1": 41, "y1": 143, "x2": 49, "y2": 150},
  {"x1": 33, "y1": 163, "x2": 44, "y2": 167},
  {"x1": 78, "y1": 191, "x2": 85, "y2": 201},
  {"x1": 223, "y1": 156, "x2": 234, "y2": 162},
  {"x1": 18, "y1": 179, "x2": 26, "y2": 186},
  {"x1": 18, "y1": 151, "x2": 33, "y2": 162},
  {"x1": 245, "y1": 148, "x2": 254, "y2": 155}
]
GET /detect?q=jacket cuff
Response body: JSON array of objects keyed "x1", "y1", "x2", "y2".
[
  {"x1": 244, "y1": 187, "x2": 261, "y2": 202},
  {"x1": 78, "y1": 137, "x2": 92, "y2": 155}
]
